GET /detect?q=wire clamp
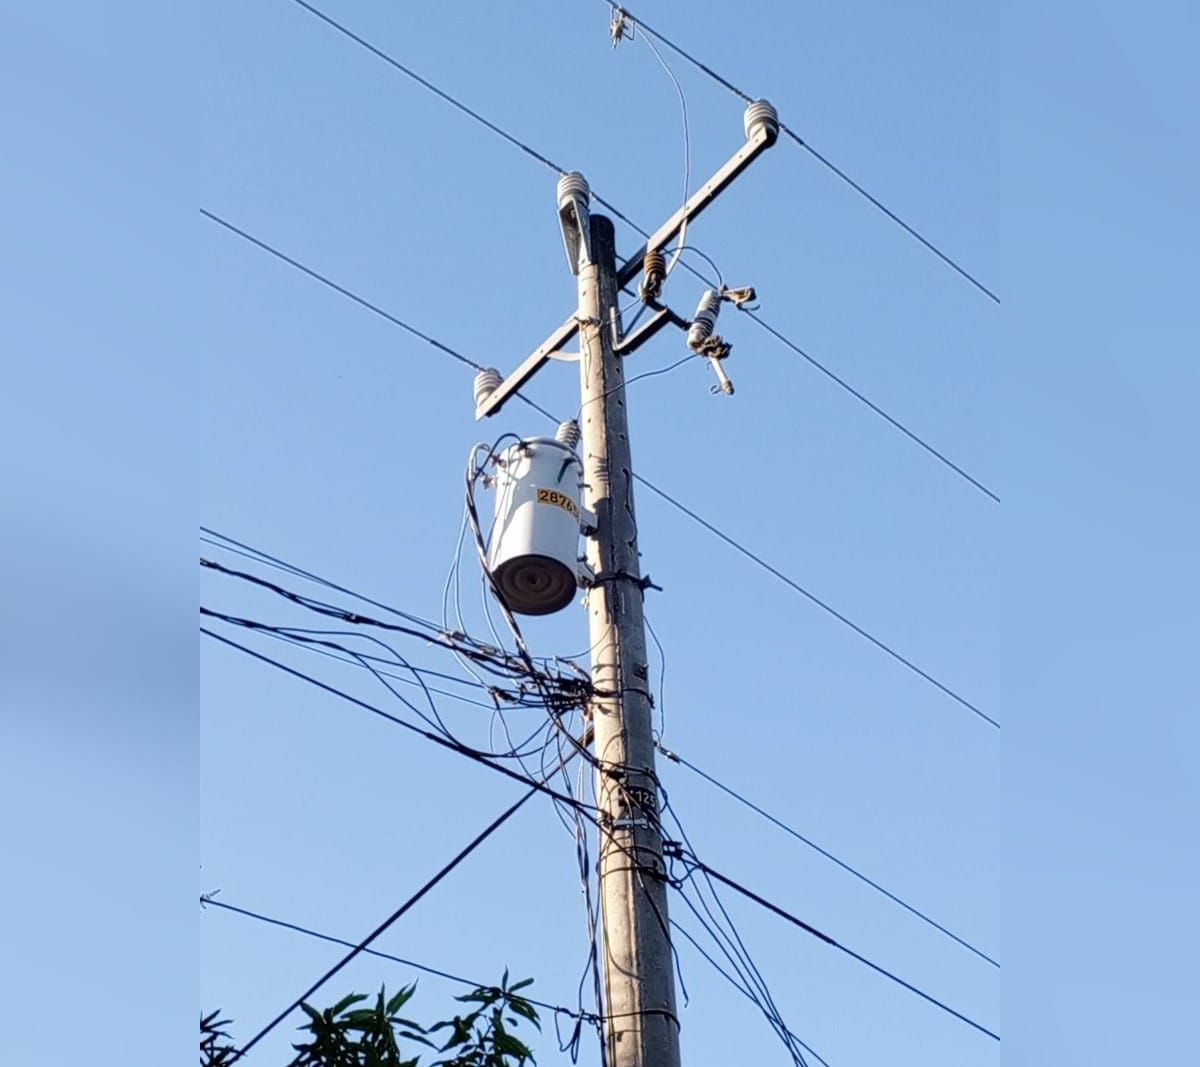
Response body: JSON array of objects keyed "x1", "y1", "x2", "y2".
[
  {"x1": 586, "y1": 570, "x2": 663, "y2": 596},
  {"x1": 609, "y1": 5, "x2": 633, "y2": 47},
  {"x1": 720, "y1": 284, "x2": 758, "y2": 310}
]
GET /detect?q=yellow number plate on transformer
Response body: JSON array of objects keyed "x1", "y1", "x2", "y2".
[{"x1": 536, "y1": 488, "x2": 579, "y2": 519}]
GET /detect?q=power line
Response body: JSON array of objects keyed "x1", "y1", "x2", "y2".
[
  {"x1": 288, "y1": 0, "x2": 565, "y2": 177},
  {"x1": 206, "y1": 556, "x2": 993, "y2": 1051},
  {"x1": 202, "y1": 897, "x2": 593, "y2": 1028},
  {"x1": 286, "y1": 0, "x2": 649, "y2": 242},
  {"x1": 742, "y1": 311, "x2": 1000, "y2": 504},
  {"x1": 604, "y1": 2, "x2": 1000, "y2": 304},
  {"x1": 199, "y1": 209, "x2": 559, "y2": 424},
  {"x1": 199, "y1": 225, "x2": 991, "y2": 724},
  {"x1": 657, "y1": 743, "x2": 998, "y2": 967},
  {"x1": 783, "y1": 139, "x2": 1000, "y2": 304},
  {"x1": 668, "y1": 850, "x2": 999, "y2": 1043},
  {"x1": 667, "y1": 921, "x2": 830, "y2": 1067},
  {"x1": 200, "y1": 209, "x2": 479, "y2": 371},
  {"x1": 230, "y1": 787, "x2": 539, "y2": 1060},
  {"x1": 200, "y1": 526, "x2": 443, "y2": 632},
  {"x1": 199, "y1": 556, "x2": 590, "y2": 711},
  {"x1": 231, "y1": 621, "x2": 547, "y2": 716},
  {"x1": 197, "y1": 586, "x2": 494, "y2": 702},
  {"x1": 201, "y1": 627, "x2": 599, "y2": 817},
  {"x1": 206, "y1": 605, "x2": 838, "y2": 1065},
  {"x1": 270, "y1": 0, "x2": 996, "y2": 502},
  {"x1": 631, "y1": 474, "x2": 997, "y2": 728}
]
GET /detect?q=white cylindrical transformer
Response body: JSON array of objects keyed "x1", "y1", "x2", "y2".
[{"x1": 487, "y1": 436, "x2": 584, "y2": 616}]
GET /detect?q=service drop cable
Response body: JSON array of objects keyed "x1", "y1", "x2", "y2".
[{"x1": 201, "y1": 628, "x2": 600, "y2": 818}]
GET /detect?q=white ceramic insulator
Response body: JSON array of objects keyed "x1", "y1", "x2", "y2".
[
  {"x1": 687, "y1": 289, "x2": 722, "y2": 349},
  {"x1": 743, "y1": 98, "x2": 780, "y2": 144},
  {"x1": 473, "y1": 367, "x2": 502, "y2": 408},
  {"x1": 555, "y1": 419, "x2": 581, "y2": 450},
  {"x1": 557, "y1": 171, "x2": 590, "y2": 212}
]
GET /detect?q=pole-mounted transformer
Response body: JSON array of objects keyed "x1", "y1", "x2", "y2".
[{"x1": 470, "y1": 403, "x2": 592, "y2": 616}]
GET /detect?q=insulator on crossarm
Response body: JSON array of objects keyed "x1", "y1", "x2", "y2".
[
  {"x1": 556, "y1": 171, "x2": 590, "y2": 212},
  {"x1": 555, "y1": 418, "x2": 581, "y2": 450},
  {"x1": 744, "y1": 99, "x2": 779, "y2": 145},
  {"x1": 687, "y1": 289, "x2": 722, "y2": 350},
  {"x1": 640, "y1": 249, "x2": 667, "y2": 301},
  {"x1": 473, "y1": 367, "x2": 502, "y2": 409},
  {"x1": 557, "y1": 171, "x2": 593, "y2": 274}
]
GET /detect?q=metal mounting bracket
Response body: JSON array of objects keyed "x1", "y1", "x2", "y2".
[{"x1": 614, "y1": 304, "x2": 688, "y2": 356}]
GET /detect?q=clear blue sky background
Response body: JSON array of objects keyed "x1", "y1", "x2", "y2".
[{"x1": 2, "y1": 2, "x2": 1196, "y2": 1065}]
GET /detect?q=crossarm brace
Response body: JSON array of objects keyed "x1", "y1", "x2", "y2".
[{"x1": 475, "y1": 314, "x2": 579, "y2": 419}]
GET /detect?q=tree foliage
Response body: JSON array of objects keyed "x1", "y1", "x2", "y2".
[{"x1": 202, "y1": 973, "x2": 540, "y2": 1067}]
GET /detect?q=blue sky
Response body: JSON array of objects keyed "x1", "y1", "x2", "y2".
[{"x1": 2, "y1": 2, "x2": 1196, "y2": 1065}]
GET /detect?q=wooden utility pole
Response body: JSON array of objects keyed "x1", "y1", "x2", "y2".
[
  {"x1": 576, "y1": 212, "x2": 681, "y2": 1067},
  {"x1": 473, "y1": 97, "x2": 779, "y2": 1067}
]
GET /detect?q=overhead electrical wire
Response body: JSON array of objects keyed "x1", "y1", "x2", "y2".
[
  {"x1": 253, "y1": 628, "x2": 517, "y2": 711},
  {"x1": 198, "y1": 211, "x2": 559, "y2": 425},
  {"x1": 221, "y1": 618, "x2": 506, "y2": 709},
  {"x1": 203, "y1": 547, "x2": 614, "y2": 1062},
  {"x1": 201, "y1": 532, "x2": 590, "y2": 720},
  {"x1": 205, "y1": 597, "x2": 989, "y2": 1058},
  {"x1": 205, "y1": 537, "x2": 995, "y2": 974},
  {"x1": 269, "y1": 0, "x2": 996, "y2": 503},
  {"x1": 203, "y1": 605, "x2": 613, "y2": 1051},
  {"x1": 668, "y1": 850, "x2": 1000, "y2": 1043},
  {"x1": 200, "y1": 601, "x2": 585, "y2": 739},
  {"x1": 601, "y1": 2, "x2": 1000, "y2": 305},
  {"x1": 199, "y1": 225, "x2": 993, "y2": 726},
  {"x1": 204, "y1": 564, "x2": 815, "y2": 1061},
  {"x1": 653, "y1": 790, "x2": 819, "y2": 1067},
  {"x1": 200, "y1": 209, "x2": 480, "y2": 372},
  {"x1": 631, "y1": 474, "x2": 997, "y2": 728},
  {"x1": 202, "y1": 896, "x2": 596, "y2": 1029},
  {"x1": 666, "y1": 920, "x2": 831, "y2": 1067},
  {"x1": 200, "y1": 526, "x2": 442, "y2": 631},
  {"x1": 201, "y1": 627, "x2": 599, "y2": 817},
  {"x1": 203, "y1": 543, "x2": 835, "y2": 1063},
  {"x1": 228, "y1": 786, "x2": 540, "y2": 1060},
  {"x1": 208, "y1": 7, "x2": 1000, "y2": 1048},
  {"x1": 288, "y1": 0, "x2": 562, "y2": 178},
  {"x1": 741, "y1": 311, "x2": 1000, "y2": 504},
  {"x1": 657, "y1": 743, "x2": 997, "y2": 967}
]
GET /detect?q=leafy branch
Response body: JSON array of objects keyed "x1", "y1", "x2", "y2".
[{"x1": 202, "y1": 973, "x2": 540, "y2": 1067}]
